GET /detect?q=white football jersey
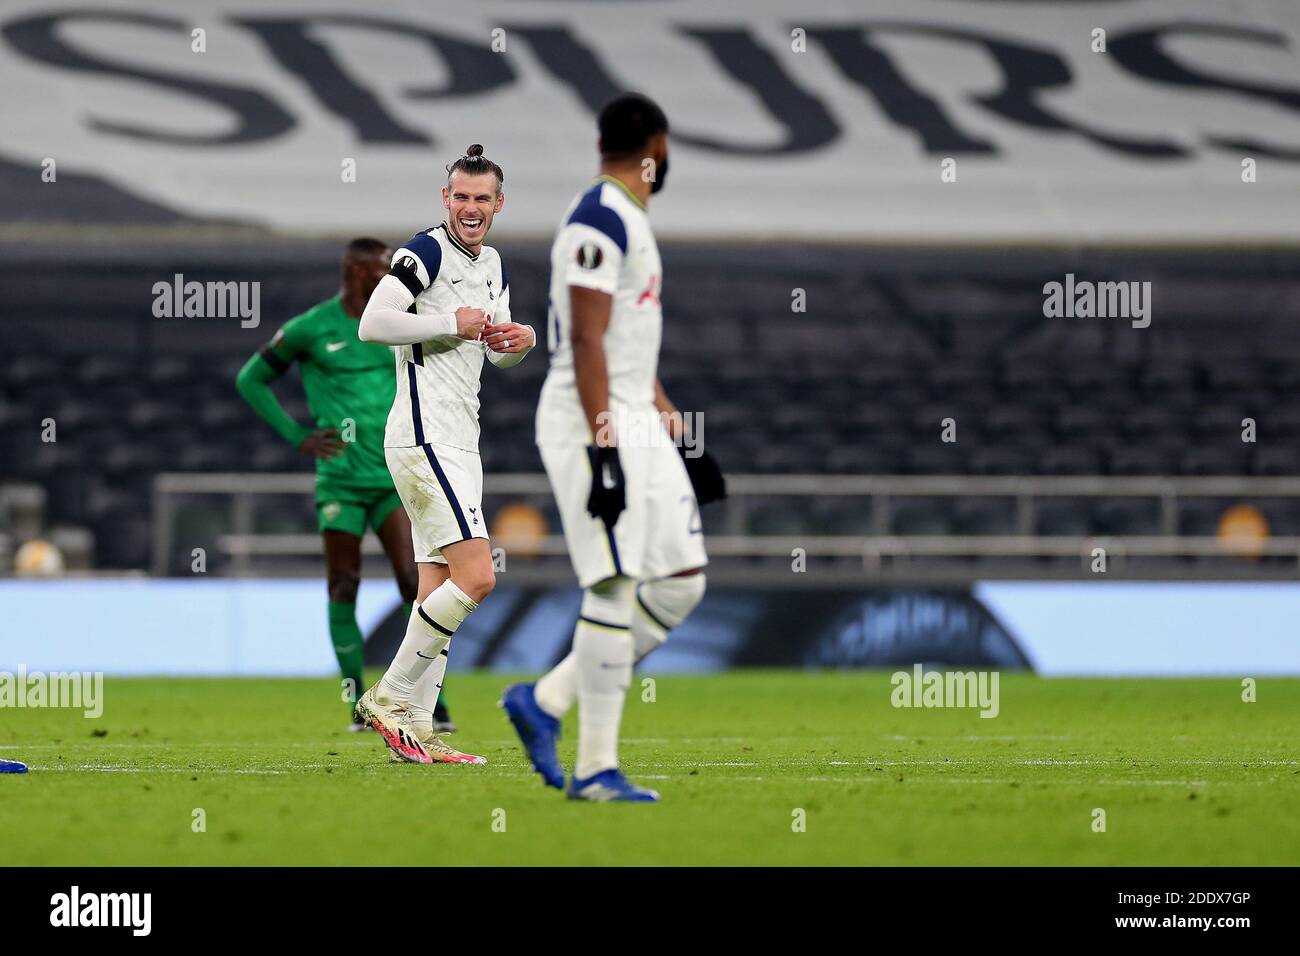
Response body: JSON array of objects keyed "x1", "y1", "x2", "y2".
[
  {"x1": 383, "y1": 223, "x2": 511, "y2": 452},
  {"x1": 536, "y1": 177, "x2": 663, "y2": 446}
]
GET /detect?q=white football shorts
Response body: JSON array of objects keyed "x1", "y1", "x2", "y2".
[
  {"x1": 385, "y1": 443, "x2": 488, "y2": 564},
  {"x1": 539, "y1": 438, "x2": 708, "y2": 588}
]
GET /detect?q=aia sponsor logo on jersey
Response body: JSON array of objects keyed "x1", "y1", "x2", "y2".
[{"x1": 637, "y1": 274, "x2": 661, "y2": 306}]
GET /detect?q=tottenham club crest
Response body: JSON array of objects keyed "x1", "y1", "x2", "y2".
[{"x1": 576, "y1": 242, "x2": 604, "y2": 270}]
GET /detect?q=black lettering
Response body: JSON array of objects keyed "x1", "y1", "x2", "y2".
[
  {"x1": 1110, "y1": 23, "x2": 1300, "y2": 160},
  {"x1": 3, "y1": 11, "x2": 293, "y2": 145},
  {"x1": 512, "y1": 25, "x2": 837, "y2": 154},
  {"x1": 812, "y1": 23, "x2": 1185, "y2": 157},
  {"x1": 236, "y1": 15, "x2": 516, "y2": 146}
]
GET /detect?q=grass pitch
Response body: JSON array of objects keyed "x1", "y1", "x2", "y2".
[{"x1": 2, "y1": 672, "x2": 1297, "y2": 866}]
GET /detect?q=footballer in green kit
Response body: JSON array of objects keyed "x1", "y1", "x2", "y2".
[{"x1": 235, "y1": 237, "x2": 457, "y2": 733}]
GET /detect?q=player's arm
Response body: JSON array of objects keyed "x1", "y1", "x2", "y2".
[
  {"x1": 358, "y1": 235, "x2": 487, "y2": 345},
  {"x1": 483, "y1": 282, "x2": 535, "y2": 368},
  {"x1": 235, "y1": 322, "x2": 343, "y2": 459},
  {"x1": 572, "y1": 287, "x2": 615, "y2": 445},
  {"x1": 653, "y1": 378, "x2": 684, "y2": 442},
  {"x1": 654, "y1": 379, "x2": 727, "y2": 504},
  {"x1": 571, "y1": 286, "x2": 625, "y2": 528},
  {"x1": 562, "y1": 217, "x2": 628, "y2": 527}
]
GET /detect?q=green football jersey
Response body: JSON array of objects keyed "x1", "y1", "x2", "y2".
[{"x1": 263, "y1": 296, "x2": 395, "y2": 490}]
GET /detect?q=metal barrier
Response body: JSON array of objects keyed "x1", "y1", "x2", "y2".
[{"x1": 151, "y1": 472, "x2": 1298, "y2": 580}]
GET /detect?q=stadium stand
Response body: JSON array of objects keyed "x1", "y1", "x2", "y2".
[{"x1": 2, "y1": 243, "x2": 1296, "y2": 570}]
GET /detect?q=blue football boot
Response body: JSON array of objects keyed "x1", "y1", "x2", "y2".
[
  {"x1": 500, "y1": 682, "x2": 564, "y2": 789},
  {"x1": 568, "y1": 768, "x2": 661, "y2": 802}
]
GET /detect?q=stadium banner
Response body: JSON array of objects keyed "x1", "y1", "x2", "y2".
[
  {"x1": 2, "y1": 0, "x2": 1300, "y2": 241},
  {"x1": 2, "y1": 579, "x2": 1298, "y2": 676}
]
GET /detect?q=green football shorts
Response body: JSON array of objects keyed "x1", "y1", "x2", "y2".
[{"x1": 315, "y1": 482, "x2": 404, "y2": 538}]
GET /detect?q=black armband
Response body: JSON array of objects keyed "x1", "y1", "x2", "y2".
[
  {"x1": 258, "y1": 347, "x2": 290, "y2": 376},
  {"x1": 388, "y1": 255, "x2": 425, "y2": 299}
]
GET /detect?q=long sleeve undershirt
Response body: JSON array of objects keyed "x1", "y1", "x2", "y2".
[{"x1": 358, "y1": 274, "x2": 456, "y2": 344}]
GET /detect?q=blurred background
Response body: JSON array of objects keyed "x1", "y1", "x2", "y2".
[{"x1": 2, "y1": 0, "x2": 1300, "y2": 677}]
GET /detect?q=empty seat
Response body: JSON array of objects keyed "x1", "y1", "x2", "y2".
[
  {"x1": 1251, "y1": 446, "x2": 1300, "y2": 476},
  {"x1": 824, "y1": 443, "x2": 901, "y2": 474},
  {"x1": 953, "y1": 499, "x2": 1017, "y2": 535},
  {"x1": 891, "y1": 500, "x2": 955, "y2": 535},
  {"x1": 1122, "y1": 406, "x2": 1185, "y2": 438},
  {"x1": 1054, "y1": 407, "x2": 1111, "y2": 439},
  {"x1": 983, "y1": 406, "x2": 1049, "y2": 438},
  {"x1": 1140, "y1": 362, "x2": 1196, "y2": 391},
  {"x1": 1040, "y1": 446, "x2": 1103, "y2": 475},
  {"x1": 1205, "y1": 362, "x2": 1260, "y2": 391},
  {"x1": 1180, "y1": 446, "x2": 1251, "y2": 475},
  {"x1": 1035, "y1": 501, "x2": 1093, "y2": 537},
  {"x1": 77, "y1": 355, "x2": 135, "y2": 389},
  {"x1": 1108, "y1": 446, "x2": 1173, "y2": 475},
  {"x1": 968, "y1": 446, "x2": 1033, "y2": 475},
  {"x1": 1093, "y1": 499, "x2": 1161, "y2": 535}
]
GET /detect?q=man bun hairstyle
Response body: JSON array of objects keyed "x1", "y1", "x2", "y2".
[
  {"x1": 446, "y1": 144, "x2": 504, "y2": 191},
  {"x1": 598, "y1": 93, "x2": 669, "y2": 160}
]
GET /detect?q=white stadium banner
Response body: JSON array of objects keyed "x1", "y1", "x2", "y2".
[{"x1": 2, "y1": 0, "x2": 1300, "y2": 241}]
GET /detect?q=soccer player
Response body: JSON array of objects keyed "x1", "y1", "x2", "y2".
[
  {"x1": 501, "y1": 95, "x2": 726, "y2": 801},
  {"x1": 236, "y1": 238, "x2": 455, "y2": 735},
  {"x1": 354, "y1": 145, "x2": 535, "y2": 765}
]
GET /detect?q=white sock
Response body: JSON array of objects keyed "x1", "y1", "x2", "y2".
[
  {"x1": 406, "y1": 604, "x2": 452, "y2": 733},
  {"x1": 378, "y1": 581, "x2": 476, "y2": 707},
  {"x1": 573, "y1": 580, "x2": 634, "y2": 780},
  {"x1": 536, "y1": 575, "x2": 704, "y2": 719},
  {"x1": 534, "y1": 651, "x2": 578, "y2": 718}
]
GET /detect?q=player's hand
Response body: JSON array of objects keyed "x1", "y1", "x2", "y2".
[
  {"x1": 454, "y1": 307, "x2": 489, "y2": 340},
  {"x1": 680, "y1": 447, "x2": 727, "y2": 504},
  {"x1": 299, "y1": 428, "x2": 345, "y2": 460},
  {"x1": 586, "y1": 445, "x2": 626, "y2": 530},
  {"x1": 483, "y1": 322, "x2": 535, "y2": 353}
]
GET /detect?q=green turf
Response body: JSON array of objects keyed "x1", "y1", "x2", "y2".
[{"x1": 1, "y1": 672, "x2": 1297, "y2": 865}]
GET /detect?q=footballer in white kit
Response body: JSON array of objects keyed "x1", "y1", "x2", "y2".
[
  {"x1": 354, "y1": 145, "x2": 536, "y2": 766},
  {"x1": 502, "y1": 95, "x2": 727, "y2": 802}
]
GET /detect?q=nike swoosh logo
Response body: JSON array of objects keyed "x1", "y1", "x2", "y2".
[
  {"x1": 416, "y1": 651, "x2": 437, "y2": 660},
  {"x1": 325, "y1": 341, "x2": 348, "y2": 352},
  {"x1": 602, "y1": 463, "x2": 617, "y2": 489},
  {"x1": 451, "y1": 278, "x2": 463, "y2": 284}
]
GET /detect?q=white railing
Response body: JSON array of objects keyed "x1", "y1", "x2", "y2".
[{"x1": 150, "y1": 472, "x2": 1300, "y2": 579}]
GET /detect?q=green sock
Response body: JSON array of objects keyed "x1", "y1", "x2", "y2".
[{"x1": 328, "y1": 601, "x2": 365, "y2": 715}]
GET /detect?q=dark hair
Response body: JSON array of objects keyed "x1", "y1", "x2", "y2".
[
  {"x1": 446, "y1": 144, "x2": 504, "y2": 191},
  {"x1": 598, "y1": 93, "x2": 669, "y2": 160},
  {"x1": 341, "y1": 236, "x2": 388, "y2": 276}
]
